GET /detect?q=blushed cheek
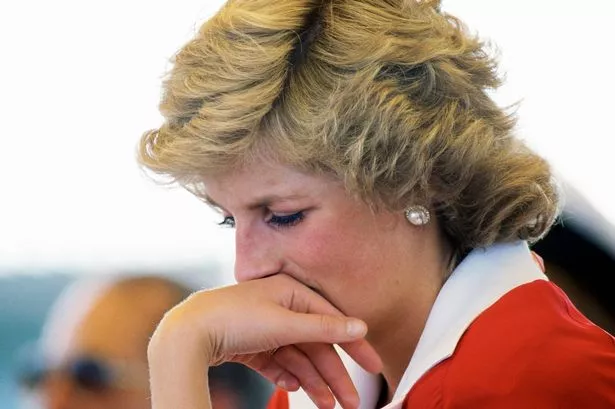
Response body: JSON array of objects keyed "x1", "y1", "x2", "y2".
[
  {"x1": 293, "y1": 228, "x2": 369, "y2": 284},
  {"x1": 291, "y1": 231, "x2": 331, "y2": 271},
  {"x1": 283, "y1": 229, "x2": 339, "y2": 287}
]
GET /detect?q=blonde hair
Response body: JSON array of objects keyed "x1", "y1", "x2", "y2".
[{"x1": 139, "y1": 0, "x2": 560, "y2": 252}]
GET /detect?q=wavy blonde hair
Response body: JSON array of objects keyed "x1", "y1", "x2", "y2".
[{"x1": 139, "y1": 0, "x2": 560, "y2": 252}]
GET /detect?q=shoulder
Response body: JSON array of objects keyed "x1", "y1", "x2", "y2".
[{"x1": 441, "y1": 280, "x2": 615, "y2": 408}]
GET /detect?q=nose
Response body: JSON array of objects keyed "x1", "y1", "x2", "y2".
[
  {"x1": 43, "y1": 374, "x2": 75, "y2": 409},
  {"x1": 234, "y1": 224, "x2": 282, "y2": 282}
]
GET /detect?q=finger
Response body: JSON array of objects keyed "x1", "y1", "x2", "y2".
[
  {"x1": 274, "y1": 275, "x2": 348, "y2": 317},
  {"x1": 339, "y1": 339, "x2": 383, "y2": 374},
  {"x1": 269, "y1": 309, "x2": 368, "y2": 347},
  {"x1": 298, "y1": 343, "x2": 359, "y2": 409},
  {"x1": 270, "y1": 276, "x2": 384, "y2": 374},
  {"x1": 274, "y1": 311, "x2": 383, "y2": 374},
  {"x1": 273, "y1": 345, "x2": 336, "y2": 409},
  {"x1": 239, "y1": 351, "x2": 300, "y2": 392}
]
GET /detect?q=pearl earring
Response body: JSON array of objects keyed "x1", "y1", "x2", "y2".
[{"x1": 405, "y1": 205, "x2": 430, "y2": 226}]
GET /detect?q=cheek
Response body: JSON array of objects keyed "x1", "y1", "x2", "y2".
[
  {"x1": 111, "y1": 390, "x2": 150, "y2": 409},
  {"x1": 288, "y1": 224, "x2": 392, "y2": 318},
  {"x1": 289, "y1": 223, "x2": 377, "y2": 282}
]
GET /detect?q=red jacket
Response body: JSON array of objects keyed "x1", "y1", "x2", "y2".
[{"x1": 267, "y1": 243, "x2": 615, "y2": 408}]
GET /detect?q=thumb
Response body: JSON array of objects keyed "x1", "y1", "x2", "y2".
[{"x1": 277, "y1": 311, "x2": 368, "y2": 346}]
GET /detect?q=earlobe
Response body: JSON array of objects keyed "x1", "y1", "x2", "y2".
[{"x1": 405, "y1": 206, "x2": 430, "y2": 226}]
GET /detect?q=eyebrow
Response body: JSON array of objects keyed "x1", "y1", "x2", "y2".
[{"x1": 203, "y1": 194, "x2": 307, "y2": 212}]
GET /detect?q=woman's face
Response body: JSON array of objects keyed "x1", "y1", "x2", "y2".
[{"x1": 202, "y1": 160, "x2": 440, "y2": 328}]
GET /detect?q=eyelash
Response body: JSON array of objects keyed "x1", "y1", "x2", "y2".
[
  {"x1": 217, "y1": 212, "x2": 305, "y2": 229},
  {"x1": 218, "y1": 216, "x2": 236, "y2": 228},
  {"x1": 269, "y1": 211, "x2": 305, "y2": 228}
]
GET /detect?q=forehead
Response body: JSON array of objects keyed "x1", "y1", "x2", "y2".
[
  {"x1": 73, "y1": 290, "x2": 151, "y2": 360},
  {"x1": 43, "y1": 284, "x2": 173, "y2": 363},
  {"x1": 202, "y1": 160, "x2": 342, "y2": 207}
]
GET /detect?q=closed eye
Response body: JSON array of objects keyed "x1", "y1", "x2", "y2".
[{"x1": 268, "y1": 211, "x2": 305, "y2": 228}]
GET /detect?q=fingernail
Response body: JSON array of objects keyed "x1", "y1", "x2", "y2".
[{"x1": 346, "y1": 319, "x2": 367, "y2": 337}]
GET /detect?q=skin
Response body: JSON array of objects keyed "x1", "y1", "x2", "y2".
[
  {"x1": 148, "y1": 160, "x2": 453, "y2": 409},
  {"x1": 28, "y1": 279, "x2": 191, "y2": 409}
]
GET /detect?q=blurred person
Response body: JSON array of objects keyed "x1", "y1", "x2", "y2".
[
  {"x1": 137, "y1": 0, "x2": 615, "y2": 408},
  {"x1": 17, "y1": 275, "x2": 272, "y2": 409}
]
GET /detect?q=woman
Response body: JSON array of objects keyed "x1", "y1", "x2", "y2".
[{"x1": 139, "y1": 0, "x2": 615, "y2": 408}]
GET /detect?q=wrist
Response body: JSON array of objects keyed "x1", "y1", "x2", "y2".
[
  {"x1": 148, "y1": 310, "x2": 214, "y2": 366},
  {"x1": 148, "y1": 314, "x2": 215, "y2": 409},
  {"x1": 148, "y1": 333, "x2": 212, "y2": 409}
]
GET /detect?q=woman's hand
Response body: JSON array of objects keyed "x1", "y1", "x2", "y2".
[{"x1": 148, "y1": 274, "x2": 383, "y2": 409}]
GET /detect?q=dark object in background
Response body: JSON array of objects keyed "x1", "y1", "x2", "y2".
[
  {"x1": 533, "y1": 185, "x2": 615, "y2": 335},
  {"x1": 209, "y1": 362, "x2": 273, "y2": 409}
]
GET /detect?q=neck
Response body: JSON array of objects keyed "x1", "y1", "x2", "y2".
[
  {"x1": 368, "y1": 279, "x2": 441, "y2": 403},
  {"x1": 367, "y1": 237, "x2": 453, "y2": 404}
]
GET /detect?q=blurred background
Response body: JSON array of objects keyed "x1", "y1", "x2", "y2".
[{"x1": 1, "y1": 0, "x2": 614, "y2": 408}]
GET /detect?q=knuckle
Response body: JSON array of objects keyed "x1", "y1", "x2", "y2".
[{"x1": 319, "y1": 315, "x2": 342, "y2": 337}]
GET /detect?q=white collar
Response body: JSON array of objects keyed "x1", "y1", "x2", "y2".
[{"x1": 289, "y1": 241, "x2": 547, "y2": 409}]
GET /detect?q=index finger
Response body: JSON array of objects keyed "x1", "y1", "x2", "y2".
[{"x1": 267, "y1": 274, "x2": 383, "y2": 374}]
